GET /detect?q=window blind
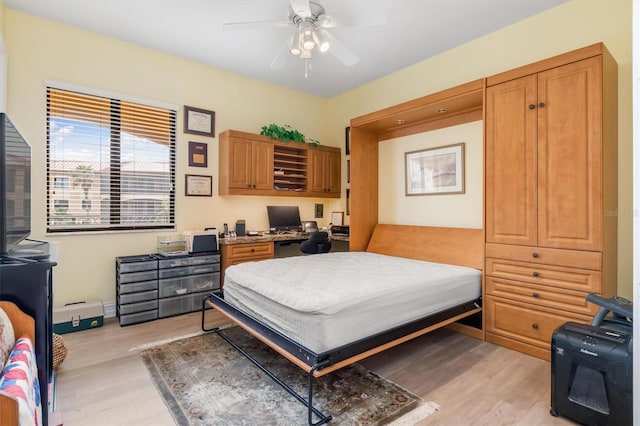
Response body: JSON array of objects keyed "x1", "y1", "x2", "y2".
[{"x1": 46, "y1": 87, "x2": 176, "y2": 232}]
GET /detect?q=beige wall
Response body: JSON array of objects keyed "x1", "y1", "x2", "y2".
[
  {"x1": 329, "y1": 0, "x2": 633, "y2": 299},
  {"x1": 4, "y1": 9, "x2": 340, "y2": 306},
  {"x1": 4, "y1": 0, "x2": 634, "y2": 305}
]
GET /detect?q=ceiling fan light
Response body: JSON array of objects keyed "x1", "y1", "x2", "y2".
[
  {"x1": 290, "y1": 30, "x2": 303, "y2": 56},
  {"x1": 302, "y1": 32, "x2": 315, "y2": 50},
  {"x1": 313, "y1": 32, "x2": 330, "y2": 52},
  {"x1": 301, "y1": 49, "x2": 312, "y2": 59}
]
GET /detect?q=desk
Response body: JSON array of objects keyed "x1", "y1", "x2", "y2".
[{"x1": 219, "y1": 233, "x2": 349, "y2": 283}]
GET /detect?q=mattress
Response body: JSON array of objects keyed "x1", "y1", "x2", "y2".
[{"x1": 223, "y1": 251, "x2": 481, "y2": 353}]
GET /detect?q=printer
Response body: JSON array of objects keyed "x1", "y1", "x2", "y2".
[{"x1": 184, "y1": 229, "x2": 218, "y2": 253}]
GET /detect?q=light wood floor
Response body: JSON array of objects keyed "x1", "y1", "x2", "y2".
[{"x1": 54, "y1": 311, "x2": 573, "y2": 425}]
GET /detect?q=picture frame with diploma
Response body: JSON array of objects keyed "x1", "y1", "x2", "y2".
[
  {"x1": 185, "y1": 174, "x2": 212, "y2": 197},
  {"x1": 184, "y1": 105, "x2": 215, "y2": 137}
]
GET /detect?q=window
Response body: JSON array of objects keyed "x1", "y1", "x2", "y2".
[
  {"x1": 54, "y1": 177, "x2": 69, "y2": 188},
  {"x1": 46, "y1": 87, "x2": 176, "y2": 232}
]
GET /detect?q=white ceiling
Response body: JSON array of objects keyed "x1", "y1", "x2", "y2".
[{"x1": 5, "y1": 0, "x2": 568, "y2": 99}]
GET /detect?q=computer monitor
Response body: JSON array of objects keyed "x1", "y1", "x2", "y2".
[{"x1": 266, "y1": 206, "x2": 301, "y2": 232}]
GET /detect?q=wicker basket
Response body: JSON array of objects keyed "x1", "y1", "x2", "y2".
[{"x1": 52, "y1": 333, "x2": 68, "y2": 370}]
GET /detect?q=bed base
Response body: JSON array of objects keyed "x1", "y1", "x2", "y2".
[{"x1": 201, "y1": 291, "x2": 481, "y2": 425}]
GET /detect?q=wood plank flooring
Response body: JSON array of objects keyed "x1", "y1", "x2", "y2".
[{"x1": 54, "y1": 311, "x2": 572, "y2": 425}]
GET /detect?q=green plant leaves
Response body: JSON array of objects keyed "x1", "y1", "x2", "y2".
[{"x1": 260, "y1": 123, "x2": 319, "y2": 146}]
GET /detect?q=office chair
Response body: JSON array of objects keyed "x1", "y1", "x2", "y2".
[{"x1": 300, "y1": 231, "x2": 331, "y2": 254}]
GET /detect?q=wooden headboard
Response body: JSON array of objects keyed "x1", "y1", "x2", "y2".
[
  {"x1": 0, "y1": 301, "x2": 36, "y2": 343},
  {"x1": 366, "y1": 224, "x2": 484, "y2": 270}
]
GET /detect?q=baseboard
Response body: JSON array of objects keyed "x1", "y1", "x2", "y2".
[
  {"x1": 447, "y1": 322, "x2": 484, "y2": 340},
  {"x1": 103, "y1": 302, "x2": 116, "y2": 318}
]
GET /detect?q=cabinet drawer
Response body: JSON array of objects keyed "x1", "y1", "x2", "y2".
[
  {"x1": 226, "y1": 242, "x2": 274, "y2": 260},
  {"x1": 485, "y1": 243, "x2": 601, "y2": 270},
  {"x1": 159, "y1": 263, "x2": 219, "y2": 279},
  {"x1": 118, "y1": 279, "x2": 157, "y2": 295},
  {"x1": 119, "y1": 309, "x2": 158, "y2": 326},
  {"x1": 485, "y1": 258, "x2": 601, "y2": 293},
  {"x1": 485, "y1": 296, "x2": 590, "y2": 349},
  {"x1": 118, "y1": 269, "x2": 158, "y2": 284},
  {"x1": 158, "y1": 273, "x2": 220, "y2": 298},
  {"x1": 119, "y1": 289, "x2": 158, "y2": 304},
  {"x1": 485, "y1": 277, "x2": 598, "y2": 316},
  {"x1": 118, "y1": 299, "x2": 157, "y2": 315}
]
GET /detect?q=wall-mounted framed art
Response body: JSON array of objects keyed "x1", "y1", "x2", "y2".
[
  {"x1": 405, "y1": 143, "x2": 465, "y2": 196},
  {"x1": 184, "y1": 105, "x2": 215, "y2": 137},
  {"x1": 188, "y1": 141, "x2": 208, "y2": 167},
  {"x1": 345, "y1": 126, "x2": 350, "y2": 155},
  {"x1": 185, "y1": 174, "x2": 212, "y2": 196}
]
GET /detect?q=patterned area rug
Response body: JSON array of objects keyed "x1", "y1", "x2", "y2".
[{"x1": 140, "y1": 327, "x2": 438, "y2": 425}]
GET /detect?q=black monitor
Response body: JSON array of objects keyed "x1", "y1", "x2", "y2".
[
  {"x1": 266, "y1": 206, "x2": 301, "y2": 232},
  {"x1": 0, "y1": 113, "x2": 31, "y2": 255}
]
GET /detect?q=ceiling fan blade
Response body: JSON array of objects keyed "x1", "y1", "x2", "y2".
[
  {"x1": 289, "y1": 0, "x2": 312, "y2": 18},
  {"x1": 318, "y1": 9, "x2": 387, "y2": 28},
  {"x1": 270, "y1": 35, "x2": 295, "y2": 69},
  {"x1": 222, "y1": 20, "x2": 291, "y2": 31},
  {"x1": 318, "y1": 29, "x2": 359, "y2": 66}
]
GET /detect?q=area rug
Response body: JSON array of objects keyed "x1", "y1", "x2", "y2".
[{"x1": 140, "y1": 326, "x2": 439, "y2": 425}]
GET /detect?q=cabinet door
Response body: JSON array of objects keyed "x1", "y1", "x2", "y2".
[
  {"x1": 326, "y1": 150, "x2": 341, "y2": 194},
  {"x1": 228, "y1": 137, "x2": 253, "y2": 189},
  {"x1": 252, "y1": 140, "x2": 274, "y2": 190},
  {"x1": 537, "y1": 57, "x2": 602, "y2": 250},
  {"x1": 228, "y1": 138, "x2": 273, "y2": 190},
  {"x1": 485, "y1": 75, "x2": 538, "y2": 246},
  {"x1": 309, "y1": 149, "x2": 341, "y2": 194},
  {"x1": 309, "y1": 149, "x2": 328, "y2": 192}
]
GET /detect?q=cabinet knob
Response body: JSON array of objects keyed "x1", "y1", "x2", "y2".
[
  {"x1": 532, "y1": 323, "x2": 539, "y2": 330},
  {"x1": 532, "y1": 252, "x2": 539, "y2": 258},
  {"x1": 538, "y1": 102, "x2": 545, "y2": 108},
  {"x1": 532, "y1": 271, "x2": 539, "y2": 277},
  {"x1": 251, "y1": 248, "x2": 255, "y2": 252},
  {"x1": 528, "y1": 104, "x2": 535, "y2": 110},
  {"x1": 532, "y1": 292, "x2": 540, "y2": 298}
]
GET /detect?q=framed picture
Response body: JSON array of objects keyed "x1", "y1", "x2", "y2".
[
  {"x1": 347, "y1": 159, "x2": 350, "y2": 184},
  {"x1": 188, "y1": 141, "x2": 208, "y2": 167},
  {"x1": 345, "y1": 126, "x2": 350, "y2": 155},
  {"x1": 184, "y1": 105, "x2": 215, "y2": 137},
  {"x1": 405, "y1": 143, "x2": 465, "y2": 196},
  {"x1": 346, "y1": 189, "x2": 350, "y2": 216},
  {"x1": 331, "y1": 211, "x2": 344, "y2": 226},
  {"x1": 185, "y1": 174, "x2": 212, "y2": 196}
]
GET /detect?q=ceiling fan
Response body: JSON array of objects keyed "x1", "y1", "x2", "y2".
[{"x1": 223, "y1": 0, "x2": 386, "y2": 70}]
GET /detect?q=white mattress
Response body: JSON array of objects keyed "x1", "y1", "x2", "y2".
[{"x1": 223, "y1": 251, "x2": 481, "y2": 353}]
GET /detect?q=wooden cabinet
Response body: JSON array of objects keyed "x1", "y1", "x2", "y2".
[
  {"x1": 219, "y1": 130, "x2": 340, "y2": 198},
  {"x1": 309, "y1": 147, "x2": 341, "y2": 196},
  {"x1": 220, "y1": 242, "x2": 274, "y2": 285},
  {"x1": 220, "y1": 134, "x2": 273, "y2": 193},
  {"x1": 484, "y1": 44, "x2": 618, "y2": 360}
]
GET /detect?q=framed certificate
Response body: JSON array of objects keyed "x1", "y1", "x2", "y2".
[
  {"x1": 185, "y1": 174, "x2": 212, "y2": 196},
  {"x1": 184, "y1": 105, "x2": 215, "y2": 137},
  {"x1": 188, "y1": 141, "x2": 208, "y2": 167}
]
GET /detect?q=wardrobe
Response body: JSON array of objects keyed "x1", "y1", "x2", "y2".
[{"x1": 484, "y1": 43, "x2": 618, "y2": 360}]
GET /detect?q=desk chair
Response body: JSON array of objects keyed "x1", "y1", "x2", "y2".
[{"x1": 300, "y1": 231, "x2": 331, "y2": 254}]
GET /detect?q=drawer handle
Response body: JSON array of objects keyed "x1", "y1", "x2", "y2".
[
  {"x1": 532, "y1": 323, "x2": 539, "y2": 330},
  {"x1": 251, "y1": 248, "x2": 255, "y2": 252},
  {"x1": 532, "y1": 252, "x2": 539, "y2": 258},
  {"x1": 532, "y1": 292, "x2": 539, "y2": 298},
  {"x1": 532, "y1": 271, "x2": 539, "y2": 277}
]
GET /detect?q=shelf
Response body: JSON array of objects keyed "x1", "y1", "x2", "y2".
[{"x1": 273, "y1": 143, "x2": 307, "y2": 192}]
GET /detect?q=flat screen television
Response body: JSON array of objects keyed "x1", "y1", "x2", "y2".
[
  {"x1": 0, "y1": 113, "x2": 31, "y2": 255},
  {"x1": 266, "y1": 205, "x2": 301, "y2": 232}
]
